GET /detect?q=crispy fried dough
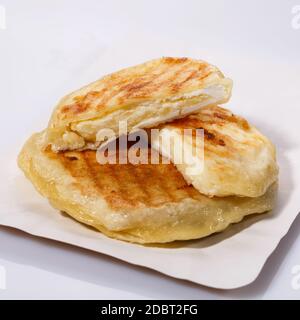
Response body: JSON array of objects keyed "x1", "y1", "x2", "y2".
[
  {"x1": 45, "y1": 57, "x2": 232, "y2": 152},
  {"x1": 18, "y1": 132, "x2": 277, "y2": 244},
  {"x1": 152, "y1": 105, "x2": 279, "y2": 197}
]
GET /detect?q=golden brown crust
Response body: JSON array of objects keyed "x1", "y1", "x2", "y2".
[
  {"x1": 57, "y1": 58, "x2": 213, "y2": 121},
  {"x1": 159, "y1": 105, "x2": 271, "y2": 159},
  {"x1": 18, "y1": 132, "x2": 277, "y2": 244},
  {"x1": 58, "y1": 150, "x2": 201, "y2": 211},
  {"x1": 45, "y1": 57, "x2": 232, "y2": 152},
  {"x1": 154, "y1": 106, "x2": 279, "y2": 198},
  {"x1": 178, "y1": 107, "x2": 241, "y2": 151}
]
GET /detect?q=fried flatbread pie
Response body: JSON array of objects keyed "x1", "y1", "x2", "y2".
[
  {"x1": 18, "y1": 132, "x2": 277, "y2": 244},
  {"x1": 152, "y1": 106, "x2": 278, "y2": 198},
  {"x1": 45, "y1": 57, "x2": 232, "y2": 152}
]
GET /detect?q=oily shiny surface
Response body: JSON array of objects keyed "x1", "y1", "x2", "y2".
[{"x1": 18, "y1": 132, "x2": 277, "y2": 244}]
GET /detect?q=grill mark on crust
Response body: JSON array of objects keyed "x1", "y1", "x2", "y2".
[
  {"x1": 82, "y1": 151, "x2": 104, "y2": 196},
  {"x1": 118, "y1": 79, "x2": 160, "y2": 100},
  {"x1": 133, "y1": 163, "x2": 173, "y2": 205},
  {"x1": 163, "y1": 162, "x2": 195, "y2": 199},
  {"x1": 172, "y1": 118, "x2": 228, "y2": 148},
  {"x1": 118, "y1": 61, "x2": 191, "y2": 100},
  {"x1": 95, "y1": 64, "x2": 172, "y2": 108},
  {"x1": 97, "y1": 84, "x2": 128, "y2": 110},
  {"x1": 69, "y1": 59, "x2": 190, "y2": 112},
  {"x1": 58, "y1": 57, "x2": 216, "y2": 119},
  {"x1": 61, "y1": 103, "x2": 88, "y2": 115},
  {"x1": 56, "y1": 148, "x2": 201, "y2": 211},
  {"x1": 171, "y1": 70, "x2": 198, "y2": 93},
  {"x1": 129, "y1": 164, "x2": 153, "y2": 205},
  {"x1": 170, "y1": 62, "x2": 211, "y2": 93},
  {"x1": 84, "y1": 151, "x2": 138, "y2": 209},
  {"x1": 90, "y1": 151, "x2": 135, "y2": 207},
  {"x1": 61, "y1": 91, "x2": 105, "y2": 115},
  {"x1": 130, "y1": 149, "x2": 177, "y2": 204},
  {"x1": 213, "y1": 111, "x2": 250, "y2": 130},
  {"x1": 149, "y1": 163, "x2": 177, "y2": 203},
  {"x1": 166, "y1": 62, "x2": 192, "y2": 88},
  {"x1": 163, "y1": 106, "x2": 257, "y2": 158},
  {"x1": 111, "y1": 161, "x2": 153, "y2": 208},
  {"x1": 59, "y1": 152, "x2": 100, "y2": 198}
]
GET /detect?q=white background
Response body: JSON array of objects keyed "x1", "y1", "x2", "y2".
[{"x1": 0, "y1": 0, "x2": 300, "y2": 299}]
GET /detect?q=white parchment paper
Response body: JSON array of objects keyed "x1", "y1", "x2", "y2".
[{"x1": 1, "y1": 41, "x2": 299, "y2": 289}]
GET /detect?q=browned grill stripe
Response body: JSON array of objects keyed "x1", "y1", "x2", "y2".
[
  {"x1": 132, "y1": 164, "x2": 170, "y2": 206},
  {"x1": 56, "y1": 147, "x2": 201, "y2": 211},
  {"x1": 66, "y1": 58, "x2": 210, "y2": 113}
]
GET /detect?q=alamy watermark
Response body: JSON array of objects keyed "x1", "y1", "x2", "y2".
[
  {"x1": 0, "y1": 265, "x2": 6, "y2": 290},
  {"x1": 291, "y1": 5, "x2": 300, "y2": 29},
  {"x1": 0, "y1": 5, "x2": 6, "y2": 30},
  {"x1": 94, "y1": 121, "x2": 205, "y2": 176},
  {"x1": 291, "y1": 265, "x2": 300, "y2": 290}
]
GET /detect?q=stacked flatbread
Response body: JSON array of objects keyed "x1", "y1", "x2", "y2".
[{"x1": 18, "y1": 57, "x2": 278, "y2": 244}]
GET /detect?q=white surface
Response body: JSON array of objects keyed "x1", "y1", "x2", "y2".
[{"x1": 0, "y1": 0, "x2": 300, "y2": 299}]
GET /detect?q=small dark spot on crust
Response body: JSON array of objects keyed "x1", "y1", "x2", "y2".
[
  {"x1": 68, "y1": 156, "x2": 79, "y2": 161},
  {"x1": 240, "y1": 119, "x2": 250, "y2": 130},
  {"x1": 204, "y1": 129, "x2": 215, "y2": 140},
  {"x1": 218, "y1": 139, "x2": 226, "y2": 146}
]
